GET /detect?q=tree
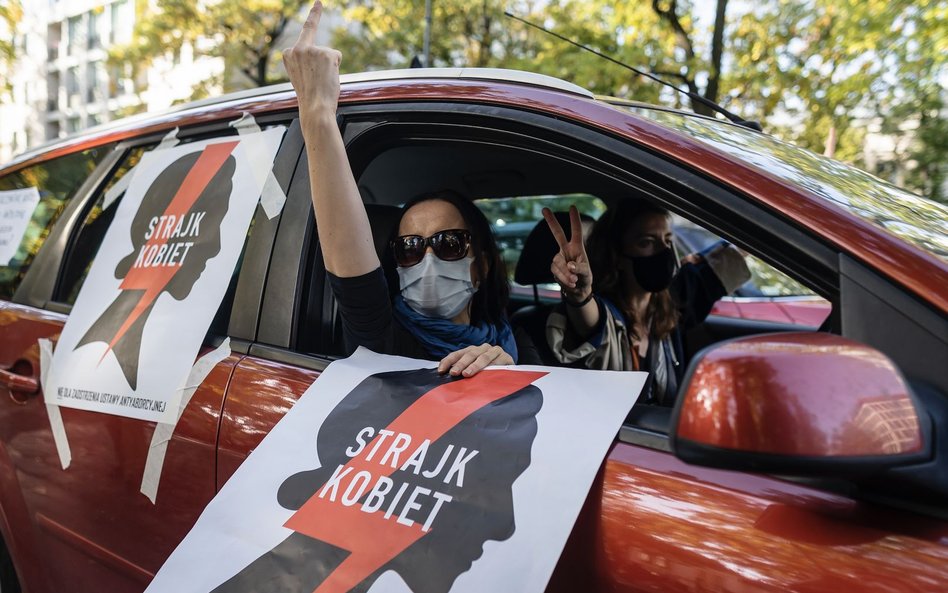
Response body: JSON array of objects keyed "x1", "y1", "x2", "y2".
[
  {"x1": 331, "y1": 0, "x2": 540, "y2": 73},
  {"x1": 110, "y1": 0, "x2": 308, "y2": 93},
  {"x1": 0, "y1": 0, "x2": 22, "y2": 99}
]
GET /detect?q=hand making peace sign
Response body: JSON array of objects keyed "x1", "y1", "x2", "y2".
[
  {"x1": 543, "y1": 205, "x2": 593, "y2": 306},
  {"x1": 282, "y1": 1, "x2": 342, "y2": 119}
]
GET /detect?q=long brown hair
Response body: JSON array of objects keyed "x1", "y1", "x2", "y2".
[{"x1": 587, "y1": 199, "x2": 679, "y2": 340}]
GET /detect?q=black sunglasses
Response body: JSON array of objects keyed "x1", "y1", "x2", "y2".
[{"x1": 391, "y1": 229, "x2": 472, "y2": 267}]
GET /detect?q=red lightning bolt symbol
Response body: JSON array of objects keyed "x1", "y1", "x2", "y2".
[
  {"x1": 99, "y1": 140, "x2": 239, "y2": 364},
  {"x1": 284, "y1": 369, "x2": 547, "y2": 593}
]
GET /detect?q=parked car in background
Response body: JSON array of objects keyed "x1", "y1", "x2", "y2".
[{"x1": 0, "y1": 69, "x2": 946, "y2": 593}]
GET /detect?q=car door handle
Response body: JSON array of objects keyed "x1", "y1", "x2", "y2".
[{"x1": 0, "y1": 368, "x2": 39, "y2": 395}]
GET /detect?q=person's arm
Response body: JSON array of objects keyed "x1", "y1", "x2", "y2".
[
  {"x1": 283, "y1": 1, "x2": 378, "y2": 278},
  {"x1": 543, "y1": 206, "x2": 600, "y2": 338},
  {"x1": 674, "y1": 244, "x2": 750, "y2": 329}
]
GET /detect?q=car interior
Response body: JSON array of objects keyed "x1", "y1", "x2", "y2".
[{"x1": 293, "y1": 118, "x2": 833, "y2": 436}]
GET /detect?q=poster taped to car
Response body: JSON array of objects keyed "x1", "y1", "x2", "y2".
[
  {"x1": 46, "y1": 126, "x2": 285, "y2": 423},
  {"x1": 145, "y1": 348, "x2": 644, "y2": 593},
  {"x1": 0, "y1": 186, "x2": 41, "y2": 265}
]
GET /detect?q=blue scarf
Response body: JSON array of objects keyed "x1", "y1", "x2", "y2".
[{"x1": 393, "y1": 296, "x2": 519, "y2": 362}]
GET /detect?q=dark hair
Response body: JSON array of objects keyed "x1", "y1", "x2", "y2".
[
  {"x1": 385, "y1": 190, "x2": 510, "y2": 327},
  {"x1": 586, "y1": 198, "x2": 678, "y2": 340}
]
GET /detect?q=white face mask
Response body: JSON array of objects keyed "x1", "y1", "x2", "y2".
[{"x1": 397, "y1": 253, "x2": 476, "y2": 319}]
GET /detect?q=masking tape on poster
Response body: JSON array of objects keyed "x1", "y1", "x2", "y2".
[
  {"x1": 38, "y1": 338, "x2": 72, "y2": 470},
  {"x1": 140, "y1": 338, "x2": 232, "y2": 504},
  {"x1": 230, "y1": 113, "x2": 287, "y2": 219},
  {"x1": 102, "y1": 127, "x2": 181, "y2": 211}
]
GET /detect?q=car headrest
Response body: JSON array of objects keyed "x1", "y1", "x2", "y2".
[
  {"x1": 365, "y1": 203, "x2": 403, "y2": 260},
  {"x1": 514, "y1": 211, "x2": 594, "y2": 286}
]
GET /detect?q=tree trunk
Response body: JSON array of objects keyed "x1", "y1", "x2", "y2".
[
  {"x1": 257, "y1": 53, "x2": 268, "y2": 87},
  {"x1": 705, "y1": 0, "x2": 729, "y2": 105}
]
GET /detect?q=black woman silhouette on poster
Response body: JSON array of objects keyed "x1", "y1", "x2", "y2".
[
  {"x1": 212, "y1": 367, "x2": 545, "y2": 593},
  {"x1": 75, "y1": 142, "x2": 237, "y2": 389}
]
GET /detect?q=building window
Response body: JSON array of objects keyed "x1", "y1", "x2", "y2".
[
  {"x1": 67, "y1": 117, "x2": 81, "y2": 134},
  {"x1": 86, "y1": 62, "x2": 101, "y2": 102},
  {"x1": 88, "y1": 10, "x2": 101, "y2": 50},
  {"x1": 46, "y1": 120, "x2": 61, "y2": 140},
  {"x1": 47, "y1": 72, "x2": 61, "y2": 111},
  {"x1": 67, "y1": 15, "x2": 83, "y2": 56},
  {"x1": 47, "y1": 22, "x2": 62, "y2": 61},
  {"x1": 108, "y1": 63, "x2": 132, "y2": 98},
  {"x1": 110, "y1": 0, "x2": 131, "y2": 45},
  {"x1": 66, "y1": 66, "x2": 80, "y2": 100}
]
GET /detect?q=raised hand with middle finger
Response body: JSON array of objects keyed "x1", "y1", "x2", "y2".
[
  {"x1": 282, "y1": 1, "x2": 342, "y2": 121},
  {"x1": 284, "y1": 0, "x2": 379, "y2": 278}
]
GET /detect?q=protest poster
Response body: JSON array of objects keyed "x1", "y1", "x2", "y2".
[
  {"x1": 45, "y1": 126, "x2": 285, "y2": 423},
  {"x1": 145, "y1": 348, "x2": 644, "y2": 593},
  {"x1": 0, "y1": 186, "x2": 41, "y2": 265}
]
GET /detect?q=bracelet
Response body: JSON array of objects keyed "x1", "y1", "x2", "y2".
[{"x1": 562, "y1": 290, "x2": 594, "y2": 308}]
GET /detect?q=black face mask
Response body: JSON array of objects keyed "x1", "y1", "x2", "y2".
[{"x1": 624, "y1": 247, "x2": 677, "y2": 293}]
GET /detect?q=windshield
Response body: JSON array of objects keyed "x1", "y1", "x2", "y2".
[{"x1": 618, "y1": 105, "x2": 948, "y2": 262}]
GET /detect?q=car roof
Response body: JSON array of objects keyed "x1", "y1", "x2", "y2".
[{"x1": 2, "y1": 68, "x2": 945, "y2": 314}]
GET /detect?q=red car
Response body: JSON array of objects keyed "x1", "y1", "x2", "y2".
[{"x1": 0, "y1": 69, "x2": 946, "y2": 593}]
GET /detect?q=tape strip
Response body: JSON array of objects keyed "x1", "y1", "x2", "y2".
[
  {"x1": 230, "y1": 112, "x2": 287, "y2": 219},
  {"x1": 156, "y1": 126, "x2": 181, "y2": 150},
  {"x1": 101, "y1": 127, "x2": 180, "y2": 211},
  {"x1": 140, "y1": 338, "x2": 232, "y2": 504},
  {"x1": 101, "y1": 167, "x2": 134, "y2": 211},
  {"x1": 38, "y1": 338, "x2": 72, "y2": 470}
]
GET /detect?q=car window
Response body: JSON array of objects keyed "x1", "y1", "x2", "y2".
[
  {"x1": 477, "y1": 193, "x2": 606, "y2": 294},
  {"x1": 671, "y1": 217, "x2": 813, "y2": 297},
  {"x1": 478, "y1": 196, "x2": 831, "y2": 327},
  {"x1": 619, "y1": 105, "x2": 948, "y2": 261},
  {"x1": 0, "y1": 145, "x2": 113, "y2": 299},
  {"x1": 57, "y1": 145, "x2": 149, "y2": 305}
]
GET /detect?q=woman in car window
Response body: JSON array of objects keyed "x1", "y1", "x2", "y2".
[
  {"x1": 283, "y1": 2, "x2": 534, "y2": 375},
  {"x1": 543, "y1": 200, "x2": 749, "y2": 404}
]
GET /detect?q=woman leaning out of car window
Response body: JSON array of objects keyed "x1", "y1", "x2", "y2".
[
  {"x1": 543, "y1": 200, "x2": 750, "y2": 405},
  {"x1": 283, "y1": 1, "x2": 537, "y2": 376}
]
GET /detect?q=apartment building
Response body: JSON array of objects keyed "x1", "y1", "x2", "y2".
[{"x1": 0, "y1": 0, "x2": 225, "y2": 162}]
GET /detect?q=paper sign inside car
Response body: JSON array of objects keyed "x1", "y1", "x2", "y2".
[
  {"x1": 145, "y1": 348, "x2": 644, "y2": 593},
  {"x1": 45, "y1": 127, "x2": 285, "y2": 423},
  {"x1": 0, "y1": 186, "x2": 41, "y2": 266}
]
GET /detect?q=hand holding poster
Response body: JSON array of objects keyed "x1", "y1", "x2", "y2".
[
  {"x1": 145, "y1": 348, "x2": 645, "y2": 593},
  {"x1": 46, "y1": 126, "x2": 285, "y2": 423}
]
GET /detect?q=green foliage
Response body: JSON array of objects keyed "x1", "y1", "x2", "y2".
[
  {"x1": 331, "y1": 0, "x2": 944, "y2": 201},
  {"x1": 110, "y1": 0, "x2": 308, "y2": 91},
  {"x1": 0, "y1": 0, "x2": 23, "y2": 99},
  {"x1": 114, "y1": 0, "x2": 943, "y2": 201}
]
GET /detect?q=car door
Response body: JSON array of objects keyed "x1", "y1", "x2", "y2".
[
  {"x1": 219, "y1": 96, "x2": 948, "y2": 593},
  {"x1": 0, "y1": 116, "x2": 301, "y2": 593}
]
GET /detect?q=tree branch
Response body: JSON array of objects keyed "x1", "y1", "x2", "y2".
[
  {"x1": 651, "y1": 0, "x2": 696, "y2": 62},
  {"x1": 652, "y1": 69, "x2": 690, "y2": 83},
  {"x1": 705, "y1": 0, "x2": 729, "y2": 103}
]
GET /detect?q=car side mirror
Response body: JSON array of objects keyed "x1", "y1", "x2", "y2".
[{"x1": 671, "y1": 333, "x2": 930, "y2": 476}]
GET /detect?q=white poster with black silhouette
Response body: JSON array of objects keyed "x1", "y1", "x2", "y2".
[
  {"x1": 46, "y1": 127, "x2": 285, "y2": 423},
  {"x1": 145, "y1": 348, "x2": 644, "y2": 593}
]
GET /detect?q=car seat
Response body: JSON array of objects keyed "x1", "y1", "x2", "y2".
[{"x1": 306, "y1": 203, "x2": 402, "y2": 356}]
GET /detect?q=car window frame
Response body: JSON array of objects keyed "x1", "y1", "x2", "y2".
[
  {"x1": 7, "y1": 145, "x2": 123, "y2": 309},
  {"x1": 252, "y1": 100, "x2": 842, "y2": 449}
]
